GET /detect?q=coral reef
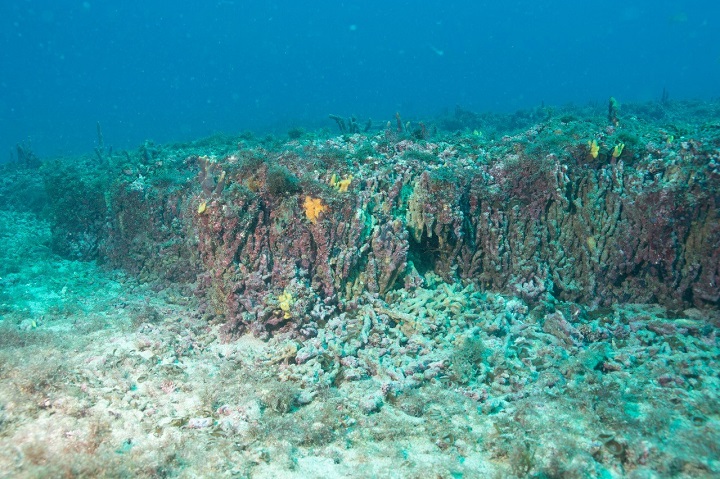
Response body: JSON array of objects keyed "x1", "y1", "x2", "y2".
[
  {"x1": 184, "y1": 106, "x2": 718, "y2": 336},
  {"x1": 15, "y1": 101, "x2": 717, "y2": 337},
  {"x1": 0, "y1": 100, "x2": 718, "y2": 477}
]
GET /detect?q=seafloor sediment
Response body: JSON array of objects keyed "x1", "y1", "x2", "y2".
[{"x1": 0, "y1": 101, "x2": 718, "y2": 477}]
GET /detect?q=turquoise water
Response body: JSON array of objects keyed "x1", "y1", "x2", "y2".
[{"x1": 1, "y1": 1, "x2": 719, "y2": 156}]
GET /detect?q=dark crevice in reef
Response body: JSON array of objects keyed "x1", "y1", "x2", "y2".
[{"x1": 407, "y1": 232, "x2": 440, "y2": 277}]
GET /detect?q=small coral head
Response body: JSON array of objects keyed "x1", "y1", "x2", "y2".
[
  {"x1": 278, "y1": 291, "x2": 293, "y2": 319},
  {"x1": 337, "y1": 176, "x2": 352, "y2": 193},
  {"x1": 612, "y1": 142, "x2": 625, "y2": 158},
  {"x1": 330, "y1": 174, "x2": 353, "y2": 193},
  {"x1": 588, "y1": 140, "x2": 599, "y2": 159},
  {"x1": 303, "y1": 196, "x2": 327, "y2": 223}
]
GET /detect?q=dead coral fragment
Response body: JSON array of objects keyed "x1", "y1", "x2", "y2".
[
  {"x1": 303, "y1": 196, "x2": 327, "y2": 223},
  {"x1": 608, "y1": 96, "x2": 620, "y2": 126},
  {"x1": 197, "y1": 155, "x2": 227, "y2": 196}
]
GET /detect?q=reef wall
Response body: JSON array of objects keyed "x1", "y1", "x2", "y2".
[
  {"x1": 182, "y1": 132, "x2": 719, "y2": 337},
  {"x1": 24, "y1": 108, "x2": 719, "y2": 338}
]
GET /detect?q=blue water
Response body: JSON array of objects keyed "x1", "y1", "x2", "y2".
[{"x1": 1, "y1": 0, "x2": 718, "y2": 158}]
